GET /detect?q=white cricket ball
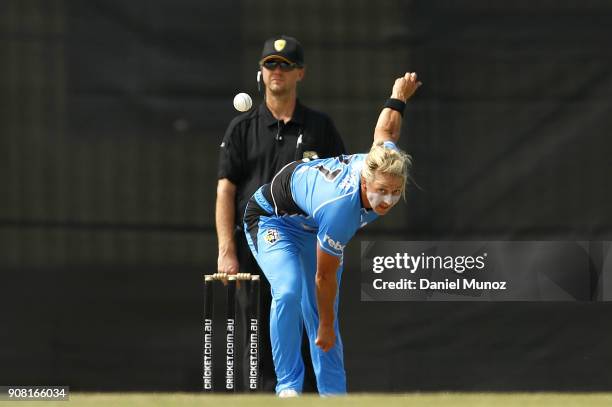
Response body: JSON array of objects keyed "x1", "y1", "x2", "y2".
[{"x1": 233, "y1": 92, "x2": 252, "y2": 112}]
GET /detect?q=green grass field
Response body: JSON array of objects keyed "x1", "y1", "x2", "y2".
[{"x1": 8, "y1": 393, "x2": 612, "y2": 407}]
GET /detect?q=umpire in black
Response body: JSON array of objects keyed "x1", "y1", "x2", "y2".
[{"x1": 216, "y1": 35, "x2": 346, "y2": 392}]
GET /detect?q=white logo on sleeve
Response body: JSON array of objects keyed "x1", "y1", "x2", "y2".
[{"x1": 324, "y1": 234, "x2": 345, "y2": 253}]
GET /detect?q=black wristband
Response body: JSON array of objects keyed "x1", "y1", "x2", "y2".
[{"x1": 384, "y1": 98, "x2": 406, "y2": 115}]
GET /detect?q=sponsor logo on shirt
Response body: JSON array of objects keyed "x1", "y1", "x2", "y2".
[
  {"x1": 264, "y1": 229, "x2": 280, "y2": 245},
  {"x1": 324, "y1": 234, "x2": 345, "y2": 253}
]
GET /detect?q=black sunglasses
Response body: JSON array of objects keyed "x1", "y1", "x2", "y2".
[{"x1": 261, "y1": 60, "x2": 299, "y2": 72}]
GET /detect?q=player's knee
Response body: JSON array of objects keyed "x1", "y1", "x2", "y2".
[{"x1": 275, "y1": 286, "x2": 301, "y2": 306}]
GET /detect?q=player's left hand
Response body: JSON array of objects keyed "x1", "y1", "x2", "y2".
[{"x1": 315, "y1": 323, "x2": 336, "y2": 352}]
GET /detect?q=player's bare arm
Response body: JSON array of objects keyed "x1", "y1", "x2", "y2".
[
  {"x1": 216, "y1": 178, "x2": 239, "y2": 275},
  {"x1": 373, "y1": 72, "x2": 422, "y2": 144},
  {"x1": 314, "y1": 244, "x2": 341, "y2": 352}
]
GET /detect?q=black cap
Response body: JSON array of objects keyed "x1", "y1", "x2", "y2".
[{"x1": 260, "y1": 35, "x2": 304, "y2": 67}]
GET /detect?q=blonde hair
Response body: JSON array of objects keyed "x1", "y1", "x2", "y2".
[{"x1": 362, "y1": 141, "x2": 413, "y2": 198}]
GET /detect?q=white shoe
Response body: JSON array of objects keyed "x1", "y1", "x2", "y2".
[{"x1": 278, "y1": 389, "x2": 299, "y2": 398}]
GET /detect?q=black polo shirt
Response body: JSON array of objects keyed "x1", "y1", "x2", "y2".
[{"x1": 218, "y1": 100, "x2": 346, "y2": 226}]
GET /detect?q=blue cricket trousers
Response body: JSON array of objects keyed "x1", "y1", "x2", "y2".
[{"x1": 244, "y1": 187, "x2": 346, "y2": 395}]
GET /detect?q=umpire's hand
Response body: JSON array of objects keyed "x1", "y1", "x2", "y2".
[
  {"x1": 217, "y1": 250, "x2": 239, "y2": 285},
  {"x1": 217, "y1": 250, "x2": 239, "y2": 274}
]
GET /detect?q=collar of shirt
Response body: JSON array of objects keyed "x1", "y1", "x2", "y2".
[{"x1": 259, "y1": 99, "x2": 305, "y2": 128}]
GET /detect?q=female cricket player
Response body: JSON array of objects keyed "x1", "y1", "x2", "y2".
[{"x1": 243, "y1": 72, "x2": 421, "y2": 396}]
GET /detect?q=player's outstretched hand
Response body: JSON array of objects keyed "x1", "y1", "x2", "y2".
[
  {"x1": 315, "y1": 323, "x2": 336, "y2": 352},
  {"x1": 391, "y1": 72, "x2": 422, "y2": 102}
]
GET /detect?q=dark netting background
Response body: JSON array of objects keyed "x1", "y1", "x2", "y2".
[{"x1": 1, "y1": 0, "x2": 611, "y2": 391}]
